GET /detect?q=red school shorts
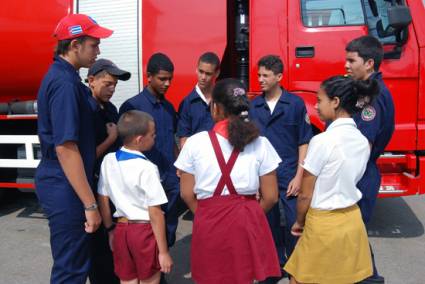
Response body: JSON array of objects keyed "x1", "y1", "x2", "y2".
[{"x1": 113, "y1": 223, "x2": 160, "y2": 281}]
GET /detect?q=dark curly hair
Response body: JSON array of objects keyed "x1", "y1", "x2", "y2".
[
  {"x1": 321, "y1": 75, "x2": 379, "y2": 115},
  {"x1": 212, "y1": 78, "x2": 259, "y2": 151}
]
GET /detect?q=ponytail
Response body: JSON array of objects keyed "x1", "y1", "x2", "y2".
[
  {"x1": 213, "y1": 79, "x2": 259, "y2": 151},
  {"x1": 321, "y1": 75, "x2": 379, "y2": 115}
]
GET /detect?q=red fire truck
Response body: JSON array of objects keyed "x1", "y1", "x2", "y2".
[{"x1": 0, "y1": 0, "x2": 424, "y2": 197}]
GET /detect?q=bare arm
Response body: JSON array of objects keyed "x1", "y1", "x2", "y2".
[
  {"x1": 259, "y1": 170, "x2": 279, "y2": 212},
  {"x1": 56, "y1": 141, "x2": 101, "y2": 232},
  {"x1": 287, "y1": 143, "x2": 308, "y2": 196},
  {"x1": 149, "y1": 205, "x2": 173, "y2": 273},
  {"x1": 291, "y1": 170, "x2": 316, "y2": 236},
  {"x1": 180, "y1": 171, "x2": 198, "y2": 213},
  {"x1": 98, "y1": 194, "x2": 113, "y2": 229},
  {"x1": 95, "y1": 123, "x2": 118, "y2": 158}
]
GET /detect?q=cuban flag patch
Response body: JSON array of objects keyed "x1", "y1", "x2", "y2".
[{"x1": 69, "y1": 25, "x2": 83, "y2": 36}]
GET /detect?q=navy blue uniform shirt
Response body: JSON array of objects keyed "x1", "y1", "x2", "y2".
[
  {"x1": 355, "y1": 72, "x2": 395, "y2": 222},
  {"x1": 87, "y1": 96, "x2": 120, "y2": 176},
  {"x1": 176, "y1": 87, "x2": 214, "y2": 137},
  {"x1": 36, "y1": 56, "x2": 96, "y2": 187},
  {"x1": 249, "y1": 89, "x2": 313, "y2": 189},
  {"x1": 119, "y1": 88, "x2": 177, "y2": 179}
]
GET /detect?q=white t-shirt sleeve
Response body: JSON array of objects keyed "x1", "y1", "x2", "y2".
[
  {"x1": 258, "y1": 137, "x2": 282, "y2": 176},
  {"x1": 302, "y1": 135, "x2": 332, "y2": 177},
  {"x1": 141, "y1": 165, "x2": 168, "y2": 207},
  {"x1": 97, "y1": 159, "x2": 109, "y2": 197},
  {"x1": 174, "y1": 136, "x2": 195, "y2": 174}
]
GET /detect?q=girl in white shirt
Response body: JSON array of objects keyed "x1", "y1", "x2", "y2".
[
  {"x1": 175, "y1": 78, "x2": 282, "y2": 283},
  {"x1": 284, "y1": 76, "x2": 379, "y2": 284}
]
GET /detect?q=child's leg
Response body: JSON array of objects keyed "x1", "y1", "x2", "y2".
[
  {"x1": 139, "y1": 271, "x2": 160, "y2": 284},
  {"x1": 121, "y1": 279, "x2": 138, "y2": 284}
]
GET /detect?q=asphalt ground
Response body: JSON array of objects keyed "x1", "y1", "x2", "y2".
[{"x1": 0, "y1": 191, "x2": 424, "y2": 284}]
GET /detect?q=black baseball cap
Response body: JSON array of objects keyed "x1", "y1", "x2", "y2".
[{"x1": 87, "y1": 58, "x2": 131, "y2": 81}]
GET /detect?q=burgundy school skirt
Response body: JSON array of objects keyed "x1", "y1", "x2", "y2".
[{"x1": 191, "y1": 195, "x2": 281, "y2": 284}]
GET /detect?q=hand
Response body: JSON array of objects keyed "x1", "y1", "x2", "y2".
[
  {"x1": 158, "y1": 252, "x2": 173, "y2": 274},
  {"x1": 176, "y1": 169, "x2": 181, "y2": 178},
  {"x1": 291, "y1": 221, "x2": 304, "y2": 237},
  {"x1": 287, "y1": 175, "x2": 302, "y2": 197},
  {"x1": 84, "y1": 209, "x2": 102, "y2": 233},
  {"x1": 108, "y1": 231, "x2": 114, "y2": 251},
  {"x1": 106, "y1": 122, "x2": 118, "y2": 141}
]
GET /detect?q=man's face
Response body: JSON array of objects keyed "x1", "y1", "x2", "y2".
[
  {"x1": 196, "y1": 61, "x2": 219, "y2": 90},
  {"x1": 75, "y1": 37, "x2": 100, "y2": 68},
  {"x1": 148, "y1": 70, "x2": 173, "y2": 97},
  {"x1": 345, "y1": 51, "x2": 373, "y2": 80},
  {"x1": 257, "y1": 66, "x2": 282, "y2": 92},
  {"x1": 89, "y1": 73, "x2": 118, "y2": 104}
]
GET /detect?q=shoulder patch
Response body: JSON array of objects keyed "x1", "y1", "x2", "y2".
[
  {"x1": 305, "y1": 113, "x2": 311, "y2": 124},
  {"x1": 361, "y1": 106, "x2": 376, "y2": 121}
]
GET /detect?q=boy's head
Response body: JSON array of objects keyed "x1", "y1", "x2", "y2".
[
  {"x1": 257, "y1": 55, "x2": 283, "y2": 92},
  {"x1": 146, "y1": 53, "x2": 174, "y2": 98},
  {"x1": 53, "y1": 14, "x2": 113, "y2": 68},
  {"x1": 87, "y1": 59, "x2": 131, "y2": 104},
  {"x1": 196, "y1": 52, "x2": 220, "y2": 90},
  {"x1": 118, "y1": 110, "x2": 156, "y2": 151},
  {"x1": 345, "y1": 36, "x2": 383, "y2": 80}
]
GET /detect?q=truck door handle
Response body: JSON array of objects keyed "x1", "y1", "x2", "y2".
[{"x1": 296, "y1": 46, "x2": 315, "y2": 58}]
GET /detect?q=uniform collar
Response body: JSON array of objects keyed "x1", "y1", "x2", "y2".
[
  {"x1": 326, "y1": 118, "x2": 357, "y2": 131},
  {"x1": 370, "y1": 71, "x2": 382, "y2": 81},
  {"x1": 213, "y1": 119, "x2": 229, "y2": 138},
  {"x1": 253, "y1": 88, "x2": 291, "y2": 107},
  {"x1": 195, "y1": 84, "x2": 209, "y2": 104},
  {"x1": 118, "y1": 147, "x2": 147, "y2": 158},
  {"x1": 142, "y1": 87, "x2": 161, "y2": 105},
  {"x1": 54, "y1": 56, "x2": 82, "y2": 82}
]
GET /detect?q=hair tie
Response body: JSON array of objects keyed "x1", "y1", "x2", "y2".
[
  {"x1": 355, "y1": 97, "x2": 370, "y2": 108},
  {"x1": 240, "y1": 110, "x2": 249, "y2": 122},
  {"x1": 233, "y1": 87, "x2": 245, "y2": 97}
]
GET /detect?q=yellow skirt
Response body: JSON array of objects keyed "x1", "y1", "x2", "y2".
[{"x1": 284, "y1": 205, "x2": 372, "y2": 284}]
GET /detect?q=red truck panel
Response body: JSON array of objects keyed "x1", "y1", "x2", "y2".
[
  {"x1": 141, "y1": 0, "x2": 227, "y2": 109},
  {"x1": 0, "y1": 0, "x2": 73, "y2": 104}
]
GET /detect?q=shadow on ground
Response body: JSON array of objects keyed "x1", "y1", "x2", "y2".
[
  {"x1": 367, "y1": 197, "x2": 424, "y2": 238},
  {"x1": 0, "y1": 191, "x2": 45, "y2": 219}
]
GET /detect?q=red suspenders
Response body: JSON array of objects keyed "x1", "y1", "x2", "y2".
[{"x1": 208, "y1": 131, "x2": 240, "y2": 196}]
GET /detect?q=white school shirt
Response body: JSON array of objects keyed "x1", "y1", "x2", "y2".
[
  {"x1": 97, "y1": 147, "x2": 168, "y2": 220},
  {"x1": 174, "y1": 132, "x2": 282, "y2": 199},
  {"x1": 302, "y1": 118, "x2": 370, "y2": 210}
]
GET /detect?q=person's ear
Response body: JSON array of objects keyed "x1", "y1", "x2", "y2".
[
  {"x1": 332, "y1": 96, "x2": 341, "y2": 110},
  {"x1": 87, "y1": 76, "x2": 95, "y2": 87},
  {"x1": 69, "y1": 38, "x2": 82, "y2": 52},
  {"x1": 365, "y1": 58, "x2": 375, "y2": 73},
  {"x1": 276, "y1": 72, "x2": 283, "y2": 83},
  {"x1": 135, "y1": 135, "x2": 144, "y2": 145}
]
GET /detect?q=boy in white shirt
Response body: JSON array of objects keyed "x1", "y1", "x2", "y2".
[{"x1": 97, "y1": 110, "x2": 173, "y2": 284}]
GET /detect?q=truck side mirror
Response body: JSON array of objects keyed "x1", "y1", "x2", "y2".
[
  {"x1": 387, "y1": 5, "x2": 411, "y2": 30},
  {"x1": 377, "y1": 6, "x2": 411, "y2": 38}
]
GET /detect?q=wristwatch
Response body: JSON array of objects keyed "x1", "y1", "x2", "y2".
[{"x1": 84, "y1": 203, "x2": 99, "y2": 211}]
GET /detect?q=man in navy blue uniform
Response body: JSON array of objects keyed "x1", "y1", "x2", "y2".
[
  {"x1": 36, "y1": 14, "x2": 112, "y2": 283},
  {"x1": 177, "y1": 52, "x2": 220, "y2": 147},
  {"x1": 346, "y1": 35, "x2": 395, "y2": 284},
  {"x1": 249, "y1": 55, "x2": 313, "y2": 283},
  {"x1": 119, "y1": 53, "x2": 179, "y2": 247},
  {"x1": 86, "y1": 58, "x2": 131, "y2": 284}
]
